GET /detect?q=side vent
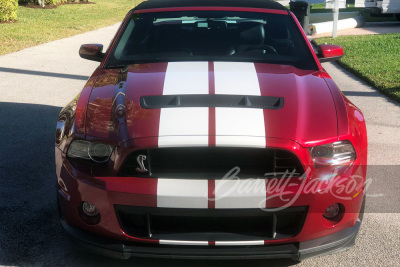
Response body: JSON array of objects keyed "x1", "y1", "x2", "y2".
[{"x1": 272, "y1": 150, "x2": 304, "y2": 177}]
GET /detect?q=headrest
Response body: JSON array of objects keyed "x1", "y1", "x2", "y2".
[
  {"x1": 240, "y1": 24, "x2": 265, "y2": 45},
  {"x1": 209, "y1": 20, "x2": 228, "y2": 31},
  {"x1": 265, "y1": 21, "x2": 289, "y2": 40}
]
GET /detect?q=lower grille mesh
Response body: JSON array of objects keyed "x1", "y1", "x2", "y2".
[{"x1": 115, "y1": 206, "x2": 308, "y2": 242}]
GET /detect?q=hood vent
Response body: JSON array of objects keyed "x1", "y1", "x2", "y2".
[{"x1": 140, "y1": 95, "x2": 284, "y2": 109}]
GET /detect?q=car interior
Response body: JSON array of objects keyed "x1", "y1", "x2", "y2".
[{"x1": 110, "y1": 11, "x2": 317, "y2": 70}]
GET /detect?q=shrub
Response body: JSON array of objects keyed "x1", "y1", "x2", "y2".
[
  {"x1": 0, "y1": 0, "x2": 18, "y2": 22},
  {"x1": 18, "y1": 0, "x2": 36, "y2": 5},
  {"x1": 18, "y1": 0, "x2": 88, "y2": 6},
  {"x1": 18, "y1": 0, "x2": 66, "y2": 5},
  {"x1": 45, "y1": 0, "x2": 65, "y2": 4}
]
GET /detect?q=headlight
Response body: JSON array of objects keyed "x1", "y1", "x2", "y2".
[
  {"x1": 309, "y1": 140, "x2": 356, "y2": 167},
  {"x1": 67, "y1": 140, "x2": 114, "y2": 163}
]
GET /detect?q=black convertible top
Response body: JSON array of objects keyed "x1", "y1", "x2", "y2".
[{"x1": 134, "y1": 0, "x2": 287, "y2": 11}]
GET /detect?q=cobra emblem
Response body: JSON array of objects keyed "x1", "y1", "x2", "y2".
[{"x1": 135, "y1": 155, "x2": 148, "y2": 173}]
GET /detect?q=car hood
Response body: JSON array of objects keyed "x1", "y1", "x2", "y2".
[{"x1": 85, "y1": 62, "x2": 338, "y2": 147}]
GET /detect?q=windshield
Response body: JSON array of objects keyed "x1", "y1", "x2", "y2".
[{"x1": 105, "y1": 11, "x2": 317, "y2": 70}]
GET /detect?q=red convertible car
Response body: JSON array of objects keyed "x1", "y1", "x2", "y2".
[{"x1": 56, "y1": 0, "x2": 367, "y2": 261}]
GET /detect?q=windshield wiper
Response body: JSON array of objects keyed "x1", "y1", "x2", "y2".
[{"x1": 105, "y1": 64, "x2": 128, "y2": 69}]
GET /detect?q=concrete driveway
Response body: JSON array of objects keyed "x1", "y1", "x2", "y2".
[
  {"x1": 277, "y1": 0, "x2": 324, "y2": 6},
  {"x1": 312, "y1": 21, "x2": 400, "y2": 38},
  {"x1": 0, "y1": 24, "x2": 399, "y2": 266}
]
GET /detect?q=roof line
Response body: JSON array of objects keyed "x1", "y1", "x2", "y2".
[
  {"x1": 134, "y1": 7, "x2": 288, "y2": 15},
  {"x1": 133, "y1": 0, "x2": 287, "y2": 12}
]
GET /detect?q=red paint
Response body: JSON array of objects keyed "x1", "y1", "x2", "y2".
[
  {"x1": 208, "y1": 61, "x2": 216, "y2": 146},
  {"x1": 208, "y1": 61, "x2": 215, "y2": 95},
  {"x1": 319, "y1": 44, "x2": 344, "y2": 59},
  {"x1": 75, "y1": 75, "x2": 99, "y2": 136},
  {"x1": 124, "y1": 63, "x2": 168, "y2": 148},
  {"x1": 134, "y1": 7, "x2": 289, "y2": 15},
  {"x1": 323, "y1": 74, "x2": 349, "y2": 138},
  {"x1": 96, "y1": 177, "x2": 158, "y2": 195},
  {"x1": 85, "y1": 63, "x2": 168, "y2": 146},
  {"x1": 208, "y1": 179, "x2": 215, "y2": 209},
  {"x1": 314, "y1": 70, "x2": 332, "y2": 79},
  {"x1": 208, "y1": 107, "x2": 216, "y2": 146},
  {"x1": 254, "y1": 63, "x2": 338, "y2": 145},
  {"x1": 340, "y1": 99, "x2": 368, "y2": 167},
  {"x1": 85, "y1": 62, "x2": 339, "y2": 146},
  {"x1": 121, "y1": 230, "x2": 159, "y2": 244}
]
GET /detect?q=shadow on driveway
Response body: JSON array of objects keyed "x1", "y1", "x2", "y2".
[
  {"x1": 0, "y1": 102, "x2": 62, "y2": 265},
  {"x1": 0, "y1": 67, "x2": 89, "y2": 81}
]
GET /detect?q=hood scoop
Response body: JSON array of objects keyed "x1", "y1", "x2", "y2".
[{"x1": 140, "y1": 95, "x2": 284, "y2": 109}]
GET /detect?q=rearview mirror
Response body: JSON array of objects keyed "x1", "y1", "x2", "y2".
[
  {"x1": 318, "y1": 44, "x2": 343, "y2": 63},
  {"x1": 79, "y1": 44, "x2": 104, "y2": 62}
]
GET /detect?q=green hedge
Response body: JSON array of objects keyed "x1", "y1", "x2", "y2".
[{"x1": 0, "y1": 0, "x2": 18, "y2": 22}]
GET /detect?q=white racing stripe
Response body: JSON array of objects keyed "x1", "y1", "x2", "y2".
[
  {"x1": 160, "y1": 240, "x2": 264, "y2": 246},
  {"x1": 215, "y1": 240, "x2": 265, "y2": 246},
  {"x1": 214, "y1": 62, "x2": 266, "y2": 148},
  {"x1": 157, "y1": 179, "x2": 208, "y2": 208},
  {"x1": 162, "y1": 62, "x2": 209, "y2": 95},
  {"x1": 158, "y1": 62, "x2": 209, "y2": 147},
  {"x1": 214, "y1": 178, "x2": 266, "y2": 209},
  {"x1": 212, "y1": 136, "x2": 267, "y2": 148},
  {"x1": 215, "y1": 109, "x2": 266, "y2": 148},
  {"x1": 214, "y1": 62, "x2": 261, "y2": 95},
  {"x1": 159, "y1": 240, "x2": 209, "y2": 246},
  {"x1": 158, "y1": 108, "x2": 208, "y2": 147},
  {"x1": 157, "y1": 62, "x2": 268, "y2": 209}
]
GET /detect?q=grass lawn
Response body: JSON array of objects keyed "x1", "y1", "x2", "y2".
[
  {"x1": 316, "y1": 34, "x2": 400, "y2": 102},
  {"x1": 311, "y1": 3, "x2": 396, "y2": 22},
  {"x1": 0, "y1": 0, "x2": 142, "y2": 55}
]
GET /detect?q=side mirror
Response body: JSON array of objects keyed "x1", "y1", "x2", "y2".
[
  {"x1": 318, "y1": 44, "x2": 343, "y2": 63},
  {"x1": 79, "y1": 44, "x2": 104, "y2": 62}
]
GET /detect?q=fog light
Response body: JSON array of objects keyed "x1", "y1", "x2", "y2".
[
  {"x1": 323, "y1": 203, "x2": 340, "y2": 219},
  {"x1": 82, "y1": 201, "x2": 99, "y2": 217},
  {"x1": 78, "y1": 201, "x2": 101, "y2": 225}
]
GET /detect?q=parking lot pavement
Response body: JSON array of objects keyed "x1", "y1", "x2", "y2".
[{"x1": 0, "y1": 23, "x2": 399, "y2": 266}]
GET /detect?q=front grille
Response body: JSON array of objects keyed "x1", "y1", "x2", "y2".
[
  {"x1": 115, "y1": 206, "x2": 308, "y2": 241},
  {"x1": 118, "y1": 148, "x2": 304, "y2": 179}
]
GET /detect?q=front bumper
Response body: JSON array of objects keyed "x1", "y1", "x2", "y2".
[{"x1": 61, "y1": 218, "x2": 361, "y2": 261}]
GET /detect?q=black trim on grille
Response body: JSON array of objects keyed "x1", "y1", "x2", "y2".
[
  {"x1": 115, "y1": 206, "x2": 308, "y2": 242},
  {"x1": 140, "y1": 95, "x2": 284, "y2": 109},
  {"x1": 118, "y1": 148, "x2": 304, "y2": 179}
]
